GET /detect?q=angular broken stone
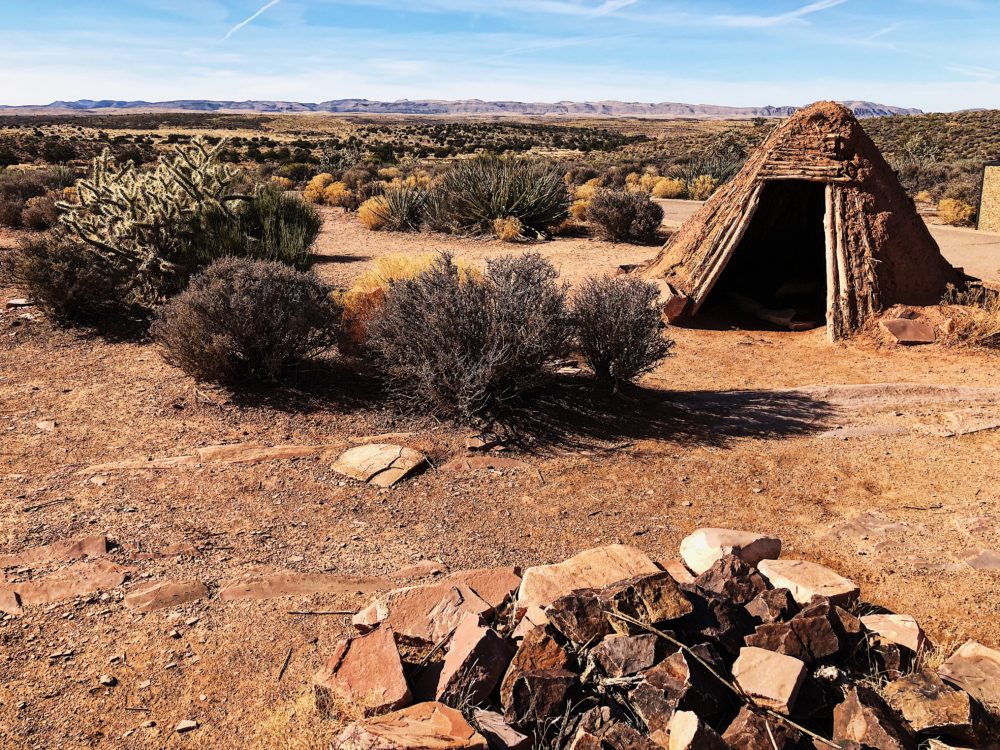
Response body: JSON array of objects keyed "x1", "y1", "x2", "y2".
[
  {"x1": 861, "y1": 614, "x2": 928, "y2": 654},
  {"x1": 353, "y1": 581, "x2": 494, "y2": 645},
  {"x1": 744, "y1": 588, "x2": 797, "y2": 624},
  {"x1": 567, "y1": 730, "x2": 604, "y2": 750},
  {"x1": 332, "y1": 444, "x2": 427, "y2": 487},
  {"x1": 444, "y1": 567, "x2": 522, "y2": 609},
  {"x1": 757, "y1": 559, "x2": 859, "y2": 606},
  {"x1": 603, "y1": 572, "x2": 694, "y2": 635},
  {"x1": 511, "y1": 606, "x2": 548, "y2": 640},
  {"x1": 677, "y1": 587, "x2": 756, "y2": 658},
  {"x1": 881, "y1": 318, "x2": 935, "y2": 345},
  {"x1": 3, "y1": 559, "x2": 126, "y2": 607},
  {"x1": 124, "y1": 580, "x2": 208, "y2": 613},
  {"x1": 732, "y1": 646, "x2": 807, "y2": 714},
  {"x1": 516, "y1": 545, "x2": 659, "y2": 611},
  {"x1": 219, "y1": 570, "x2": 388, "y2": 601},
  {"x1": 591, "y1": 634, "x2": 663, "y2": 678},
  {"x1": 660, "y1": 559, "x2": 695, "y2": 585},
  {"x1": 314, "y1": 626, "x2": 411, "y2": 717},
  {"x1": 722, "y1": 706, "x2": 801, "y2": 749},
  {"x1": 679, "y1": 528, "x2": 781, "y2": 575},
  {"x1": 833, "y1": 685, "x2": 916, "y2": 750},
  {"x1": 601, "y1": 722, "x2": 663, "y2": 750},
  {"x1": 938, "y1": 639, "x2": 1000, "y2": 709},
  {"x1": 503, "y1": 669, "x2": 577, "y2": 729},
  {"x1": 500, "y1": 626, "x2": 571, "y2": 709},
  {"x1": 0, "y1": 534, "x2": 108, "y2": 569},
  {"x1": 337, "y1": 702, "x2": 487, "y2": 750},
  {"x1": 745, "y1": 604, "x2": 842, "y2": 663},
  {"x1": 666, "y1": 710, "x2": 728, "y2": 750},
  {"x1": 884, "y1": 670, "x2": 985, "y2": 745},
  {"x1": 547, "y1": 588, "x2": 611, "y2": 645},
  {"x1": 694, "y1": 554, "x2": 768, "y2": 605},
  {"x1": 436, "y1": 614, "x2": 513, "y2": 707},
  {"x1": 175, "y1": 719, "x2": 198, "y2": 733},
  {"x1": 473, "y1": 709, "x2": 530, "y2": 750},
  {"x1": 630, "y1": 643, "x2": 728, "y2": 732}
]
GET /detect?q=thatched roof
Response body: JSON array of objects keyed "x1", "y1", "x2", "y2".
[{"x1": 642, "y1": 101, "x2": 962, "y2": 339}]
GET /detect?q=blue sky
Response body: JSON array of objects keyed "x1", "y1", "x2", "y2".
[{"x1": 0, "y1": 0, "x2": 997, "y2": 111}]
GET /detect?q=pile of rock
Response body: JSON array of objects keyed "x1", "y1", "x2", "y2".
[{"x1": 316, "y1": 530, "x2": 1000, "y2": 750}]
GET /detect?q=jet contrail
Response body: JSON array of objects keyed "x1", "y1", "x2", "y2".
[{"x1": 223, "y1": 0, "x2": 281, "y2": 40}]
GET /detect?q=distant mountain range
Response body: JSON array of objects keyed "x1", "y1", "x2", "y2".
[{"x1": 0, "y1": 98, "x2": 923, "y2": 119}]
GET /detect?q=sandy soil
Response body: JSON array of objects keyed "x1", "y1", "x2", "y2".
[{"x1": 1, "y1": 212, "x2": 1000, "y2": 748}]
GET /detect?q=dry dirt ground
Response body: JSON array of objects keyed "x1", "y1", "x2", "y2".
[{"x1": 2, "y1": 210, "x2": 1000, "y2": 749}]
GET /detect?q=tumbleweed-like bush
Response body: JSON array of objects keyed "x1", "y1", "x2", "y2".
[
  {"x1": 367, "y1": 252, "x2": 570, "y2": 422},
  {"x1": 571, "y1": 275, "x2": 675, "y2": 389},
  {"x1": 586, "y1": 189, "x2": 664, "y2": 243},
  {"x1": 938, "y1": 197, "x2": 976, "y2": 227},
  {"x1": 152, "y1": 258, "x2": 339, "y2": 385}
]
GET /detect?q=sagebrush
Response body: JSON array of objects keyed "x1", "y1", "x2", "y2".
[{"x1": 586, "y1": 189, "x2": 664, "y2": 243}]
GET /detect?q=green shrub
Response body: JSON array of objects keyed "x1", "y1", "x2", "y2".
[
  {"x1": 151, "y1": 258, "x2": 338, "y2": 385},
  {"x1": 571, "y1": 275, "x2": 674, "y2": 389},
  {"x1": 368, "y1": 252, "x2": 570, "y2": 422},
  {"x1": 586, "y1": 189, "x2": 664, "y2": 243},
  {"x1": 357, "y1": 185, "x2": 426, "y2": 232},
  {"x1": 430, "y1": 156, "x2": 570, "y2": 236}
]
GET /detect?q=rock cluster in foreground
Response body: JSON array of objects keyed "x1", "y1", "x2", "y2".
[{"x1": 316, "y1": 532, "x2": 1000, "y2": 750}]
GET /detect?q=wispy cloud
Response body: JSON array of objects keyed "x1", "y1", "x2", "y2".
[
  {"x1": 713, "y1": 0, "x2": 847, "y2": 28},
  {"x1": 590, "y1": 0, "x2": 638, "y2": 17},
  {"x1": 947, "y1": 63, "x2": 997, "y2": 81},
  {"x1": 223, "y1": 0, "x2": 281, "y2": 40}
]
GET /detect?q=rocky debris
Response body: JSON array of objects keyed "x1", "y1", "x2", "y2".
[
  {"x1": 756, "y1": 559, "x2": 859, "y2": 606},
  {"x1": 833, "y1": 685, "x2": 916, "y2": 750},
  {"x1": 354, "y1": 581, "x2": 493, "y2": 645},
  {"x1": 679, "y1": 528, "x2": 781, "y2": 575},
  {"x1": 938, "y1": 639, "x2": 1000, "y2": 708},
  {"x1": 473, "y1": 709, "x2": 530, "y2": 750},
  {"x1": 218, "y1": 570, "x2": 388, "y2": 601},
  {"x1": 35, "y1": 419, "x2": 57, "y2": 431},
  {"x1": 127, "y1": 541, "x2": 200, "y2": 561},
  {"x1": 175, "y1": 719, "x2": 198, "y2": 733},
  {"x1": 2, "y1": 559, "x2": 126, "y2": 607},
  {"x1": 884, "y1": 670, "x2": 986, "y2": 744},
  {"x1": 0, "y1": 533, "x2": 108, "y2": 568},
  {"x1": 881, "y1": 317, "x2": 936, "y2": 345},
  {"x1": 314, "y1": 541, "x2": 994, "y2": 750},
  {"x1": 332, "y1": 444, "x2": 426, "y2": 487},
  {"x1": 124, "y1": 580, "x2": 208, "y2": 613},
  {"x1": 0, "y1": 589, "x2": 23, "y2": 616},
  {"x1": 438, "y1": 457, "x2": 537, "y2": 480},
  {"x1": 5, "y1": 298, "x2": 31, "y2": 309},
  {"x1": 314, "y1": 627, "x2": 411, "y2": 717},
  {"x1": 861, "y1": 613, "x2": 928, "y2": 654},
  {"x1": 337, "y1": 702, "x2": 488, "y2": 750},
  {"x1": 516, "y1": 545, "x2": 659, "y2": 612},
  {"x1": 436, "y1": 614, "x2": 513, "y2": 706},
  {"x1": 731, "y1": 647, "x2": 806, "y2": 714}
]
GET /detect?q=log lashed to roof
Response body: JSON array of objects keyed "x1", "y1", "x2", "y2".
[{"x1": 642, "y1": 101, "x2": 962, "y2": 340}]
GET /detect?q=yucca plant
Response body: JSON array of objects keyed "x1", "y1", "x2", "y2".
[{"x1": 359, "y1": 185, "x2": 427, "y2": 232}]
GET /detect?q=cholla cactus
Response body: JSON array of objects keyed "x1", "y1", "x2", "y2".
[{"x1": 58, "y1": 136, "x2": 240, "y2": 305}]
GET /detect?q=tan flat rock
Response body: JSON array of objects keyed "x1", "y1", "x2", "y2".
[
  {"x1": 861, "y1": 614, "x2": 928, "y2": 653},
  {"x1": 444, "y1": 567, "x2": 521, "y2": 608},
  {"x1": 196, "y1": 443, "x2": 333, "y2": 464},
  {"x1": 333, "y1": 444, "x2": 427, "y2": 487},
  {"x1": 337, "y1": 701, "x2": 487, "y2": 750},
  {"x1": 4, "y1": 559, "x2": 126, "y2": 607},
  {"x1": 218, "y1": 570, "x2": 388, "y2": 601},
  {"x1": 939, "y1": 639, "x2": 1000, "y2": 708},
  {"x1": 0, "y1": 534, "x2": 108, "y2": 569},
  {"x1": 353, "y1": 582, "x2": 494, "y2": 645},
  {"x1": 679, "y1": 528, "x2": 781, "y2": 575},
  {"x1": 125, "y1": 580, "x2": 208, "y2": 613},
  {"x1": 0, "y1": 589, "x2": 23, "y2": 616},
  {"x1": 731, "y1": 646, "x2": 806, "y2": 715},
  {"x1": 757, "y1": 559, "x2": 859, "y2": 606}
]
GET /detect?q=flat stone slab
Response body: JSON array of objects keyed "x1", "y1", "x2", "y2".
[
  {"x1": 443, "y1": 567, "x2": 521, "y2": 609},
  {"x1": 939, "y1": 639, "x2": 1000, "y2": 708},
  {"x1": 472, "y1": 709, "x2": 530, "y2": 750},
  {"x1": 731, "y1": 646, "x2": 806, "y2": 715},
  {"x1": 314, "y1": 626, "x2": 412, "y2": 717},
  {"x1": 392, "y1": 560, "x2": 449, "y2": 580},
  {"x1": 79, "y1": 442, "x2": 340, "y2": 474},
  {"x1": 333, "y1": 444, "x2": 427, "y2": 487},
  {"x1": 757, "y1": 559, "x2": 859, "y2": 606},
  {"x1": 0, "y1": 534, "x2": 108, "y2": 569},
  {"x1": 679, "y1": 528, "x2": 781, "y2": 575},
  {"x1": 337, "y1": 701, "x2": 487, "y2": 750},
  {"x1": 218, "y1": 570, "x2": 388, "y2": 601},
  {"x1": 964, "y1": 549, "x2": 1000, "y2": 570},
  {"x1": 2, "y1": 559, "x2": 126, "y2": 607},
  {"x1": 125, "y1": 580, "x2": 208, "y2": 613},
  {"x1": 516, "y1": 545, "x2": 660, "y2": 611},
  {"x1": 0, "y1": 589, "x2": 23, "y2": 616},
  {"x1": 353, "y1": 582, "x2": 494, "y2": 645},
  {"x1": 861, "y1": 614, "x2": 927, "y2": 653},
  {"x1": 881, "y1": 318, "x2": 936, "y2": 344}
]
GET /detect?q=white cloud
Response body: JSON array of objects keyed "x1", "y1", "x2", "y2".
[
  {"x1": 223, "y1": 0, "x2": 281, "y2": 40},
  {"x1": 713, "y1": 0, "x2": 847, "y2": 28}
]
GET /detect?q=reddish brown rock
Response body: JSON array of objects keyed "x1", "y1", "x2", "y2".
[
  {"x1": 196, "y1": 442, "x2": 334, "y2": 465},
  {"x1": 591, "y1": 634, "x2": 663, "y2": 678},
  {"x1": 603, "y1": 572, "x2": 694, "y2": 635},
  {"x1": 354, "y1": 582, "x2": 494, "y2": 645},
  {"x1": 660, "y1": 559, "x2": 696, "y2": 585},
  {"x1": 630, "y1": 644, "x2": 728, "y2": 732},
  {"x1": 679, "y1": 528, "x2": 781, "y2": 575},
  {"x1": 833, "y1": 686, "x2": 916, "y2": 750},
  {"x1": 678, "y1": 588, "x2": 756, "y2": 658},
  {"x1": 757, "y1": 559, "x2": 859, "y2": 607},
  {"x1": 601, "y1": 722, "x2": 663, "y2": 750},
  {"x1": 745, "y1": 606, "x2": 842, "y2": 663},
  {"x1": 694, "y1": 554, "x2": 768, "y2": 605},
  {"x1": 745, "y1": 588, "x2": 797, "y2": 624},
  {"x1": 500, "y1": 626, "x2": 571, "y2": 709},
  {"x1": 0, "y1": 534, "x2": 108, "y2": 569},
  {"x1": 666, "y1": 710, "x2": 729, "y2": 750},
  {"x1": 219, "y1": 570, "x2": 388, "y2": 602},
  {"x1": 314, "y1": 627, "x2": 412, "y2": 717},
  {"x1": 503, "y1": 669, "x2": 577, "y2": 728},
  {"x1": 337, "y1": 701, "x2": 487, "y2": 750},
  {"x1": 436, "y1": 614, "x2": 513, "y2": 707},
  {"x1": 547, "y1": 588, "x2": 612, "y2": 645},
  {"x1": 4, "y1": 559, "x2": 126, "y2": 606},
  {"x1": 722, "y1": 706, "x2": 801, "y2": 749},
  {"x1": 938, "y1": 640, "x2": 1000, "y2": 714},
  {"x1": 567, "y1": 730, "x2": 604, "y2": 750},
  {"x1": 732, "y1": 646, "x2": 807, "y2": 714},
  {"x1": 516, "y1": 545, "x2": 659, "y2": 611},
  {"x1": 0, "y1": 589, "x2": 23, "y2": 616},
  {"x1": 473, "y1": 710, "x2": 530, "y2": 750},
  {"x1": 124, "y1": 580, "x2": 208, "y2": 613},
  {"x1": 511, "y1": 606, "x2": 548, "y2": 640},
  {"x1": 884, "y1": 670, "x2": 985, "y2": 744},
  {"x1": 861, "y1": 614, "x2": 928, "y2": 654},
  {"x1": 881, "y1": 318, "x2": 935, "y2": 345},
  {"x1": 445, "y1": 567, "x2": 522, "y2": 609}
]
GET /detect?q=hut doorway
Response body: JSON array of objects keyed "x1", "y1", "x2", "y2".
[{"x1": 699, "y1": 179, "x2": 829, "y2": 331}]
